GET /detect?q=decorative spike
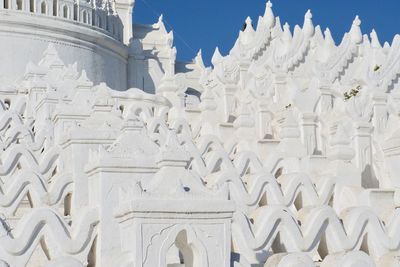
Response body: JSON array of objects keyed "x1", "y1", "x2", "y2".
[
  {"x1": 263, "y1": 0, "x2": 275, "y2": 28},
  {"x1": 302, "y1": 9, "x2": 314, "y2": 37},
  {"x1": 324, "y1": 28, "x2": 335, "y2": 46},
  {"x1": 383, "y1": 41, "x2": 390, "y2": 53},
  {"x1": 314, "y1": 25, "x2": 324, "y2": 43},
  {"x1": 282, "y1": 22, "x2": 292, "y2": 42},
  {"x1": 349, "y1": 15, "x2": 362, "y2": 44},
  {"x1": 363, "y1": 34, "x2": 370, "y2": 46},
  {"x1": 271, "y1": 16, "x2": 282, "y2": 38},
  {"x1": 156, "y1": 14, "x2": 167, "y2": 34},
  {"x1": 211, "y1": 47, "x2": 223, "y2": 66},
  {"x1": 194, "y1": 49, "x2": 205, "y2": 69},
  {"x1": 79, "y1": 70, "x2": 89, "y2": 81},
  {"x1": 244, "y1": 16, "x2": 254, "y2": 32},
  {"x1": 391, "y1": 34, "x2": 400, "y2": 47},
  {"x1": 370, "y1": 29, "x2": 382, "y2": 48}
]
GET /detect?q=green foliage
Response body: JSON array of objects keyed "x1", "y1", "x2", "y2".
[{"x1": 343, "y1": 85, "x2": 361, "y2": 101}]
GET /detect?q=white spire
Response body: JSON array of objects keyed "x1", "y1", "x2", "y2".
[
  {"x1": 194, "y1": 49, "x2": 205, "y2": 69},
  {"x1": 244, "y1": 16, "x2": 255, "y2": 33},
  {"x1": 302, "y1": 9, "x2": 314, "y2": 37},
  {"x1": 271, "y1": 16, "x2": 282, "y2": 39},
  {"x1": 282, "y1": 22, "x2": 292, "y2": 42},
  {"x1": 263, "y1": 0, "x2": 275, "y2": 28},
  {"x1": 156, "y1": 14, "x2": 167, "y2": 34},
  {"x1": 370, "y1": 29, "x2": 382, "y2": 49},
  {"x1": 314, "y1": 25, "x2": 324, "y2": 43},
  {"x1": 350, "y1": 15, "x2": 362, "y2": 44},
  {"x1": 241, "y1": 16, "x2": 255, "y2": 44},
  {"x1": 324, "y1": 28, "x2": 335, "y2": 47},
  {"x1": 211, "y1": 47, "x2": 223, "y2": 66}
]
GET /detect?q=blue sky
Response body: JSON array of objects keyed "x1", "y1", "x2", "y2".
[{"x1": 133, "y1": 0, "x2": 398, "y2": 66}]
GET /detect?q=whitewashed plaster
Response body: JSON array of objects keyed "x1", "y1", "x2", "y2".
[{"x1": 0, "y1": 1, "x2": 400, "y2": 266}]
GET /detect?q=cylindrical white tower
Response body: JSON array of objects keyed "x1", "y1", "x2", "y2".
[{"x1": 0, "y1": 3, "x2": 130, "y2": 90}]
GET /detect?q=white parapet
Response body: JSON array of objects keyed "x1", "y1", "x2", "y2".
[{"x1": 0, "y1": 1, "x2": 400, "y2": 267}]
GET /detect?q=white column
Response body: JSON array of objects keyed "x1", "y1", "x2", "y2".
[
  {"x1": 114, "y1": 0, "x2": 134, "y2": 44},
  {"x1": 300, "y1": 112, "x2": 318, "y2": 155}
]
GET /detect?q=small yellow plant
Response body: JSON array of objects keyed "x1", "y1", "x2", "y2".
[{"x1": 344, "y1": 85, "x2": 361, "y2": 101}]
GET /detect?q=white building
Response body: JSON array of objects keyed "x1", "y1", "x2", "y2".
[{"x1": 0, "y1": 1, "x2": 399, "y2": 266}]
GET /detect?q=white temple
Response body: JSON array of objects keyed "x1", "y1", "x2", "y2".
[{"x1": 0, "y1": 0, "x2": 400, "y2": 266}]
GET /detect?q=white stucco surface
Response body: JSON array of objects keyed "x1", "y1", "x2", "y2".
[{"x1": 0, "y1": 1, "x2": 400, "y2": 267}]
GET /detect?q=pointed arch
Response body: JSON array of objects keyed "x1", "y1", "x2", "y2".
[
  {"x1": 159, "y1": 226, "x2": 208, "y2": 267},
  {"x1": 82, "y1": 10, "x2": 87, "y2": 23},
  {"x1": 62, "y1": 5, "x2": 68, "y2": 18},
  {"x1": 16, "y1": 0, "x2": 23, "y2": 10},
  {"x1": 52, "y1": 0, "x2": 56, "y2": 15},
  {"x1": 29, "y1": 0, "x2": 34, "y2": 11},
  {"x1": 40, "y1": 1, "x2": 46, "y2": 14},
  {"x1": 73, "y1": 2, "x2": 77, "y2": 20}
]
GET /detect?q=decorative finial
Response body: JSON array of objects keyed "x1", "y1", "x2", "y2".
[
  {"x1": 324, "y1": 28, "x2": 335, "y2": 46},
  {"x1": 305, "y1": 9, "x2": 312, "y2": 19},
  {"x1": 282, "y1": 22, "x2": 292, "y2": 41},
  {"x1": 156, "y1": 14, "x2": 167, "y2": 33},
  {"x1": 370, "y1": 29, "x2": 381, "y2": 48},
  {"x1": 302, "y1": 9, "x2": 314, "y2": 37},
  {"x1": 245, "y1": 16, "x2": 252, "y2": 26},
  {"x1": 271, "y1": 16, "x2": 282, "y2": 38},
  {"x1": 76, "y1": 69, "x2": 93, "y2": 91},
  {"x1": 283, "y1": 22, "x2": 290, "y2": 31},
  {"x1": 211, "y1": 47, "x2": 223, "y2": 66},
  {"x1": 383, "y1": 41, "x2": 390, "y2": 51},
  {"x1": 194, "y1": 49, "x2": 205, "y2": 69},
  {"x1": 353, "y1": 15, "x2": 361, "y2": 26},
  {"x1": 264, "y1": 0, "x2": 275, "y2": 28},
  {"x1": 350, "y1": 15, "x2": 362, "y2": 44},
  {"x1": 79, "y1": 70, "x2": 89, "y2": 81}
]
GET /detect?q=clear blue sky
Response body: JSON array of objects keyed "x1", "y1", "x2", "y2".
[{"x1": 133, "y1": 0, "x2": 398, "y2": 66}]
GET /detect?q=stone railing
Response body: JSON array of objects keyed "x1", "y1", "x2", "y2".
[{"x1": 0, "y1": 0, "x2": 123, "y2": 41}]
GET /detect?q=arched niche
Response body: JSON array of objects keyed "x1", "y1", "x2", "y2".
[
  {"x1": 159, "y1": 226, "x2": 208, "y2": 267},
  {"x1": 40, "y1": 1, "x2": 46, "y2": 14},
  {"x1": 166, "y1": 231, "x2": 193, "y2": 267},
  {"x1": 62, "y1": 5, "x2": 68, "y2": 18}
]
